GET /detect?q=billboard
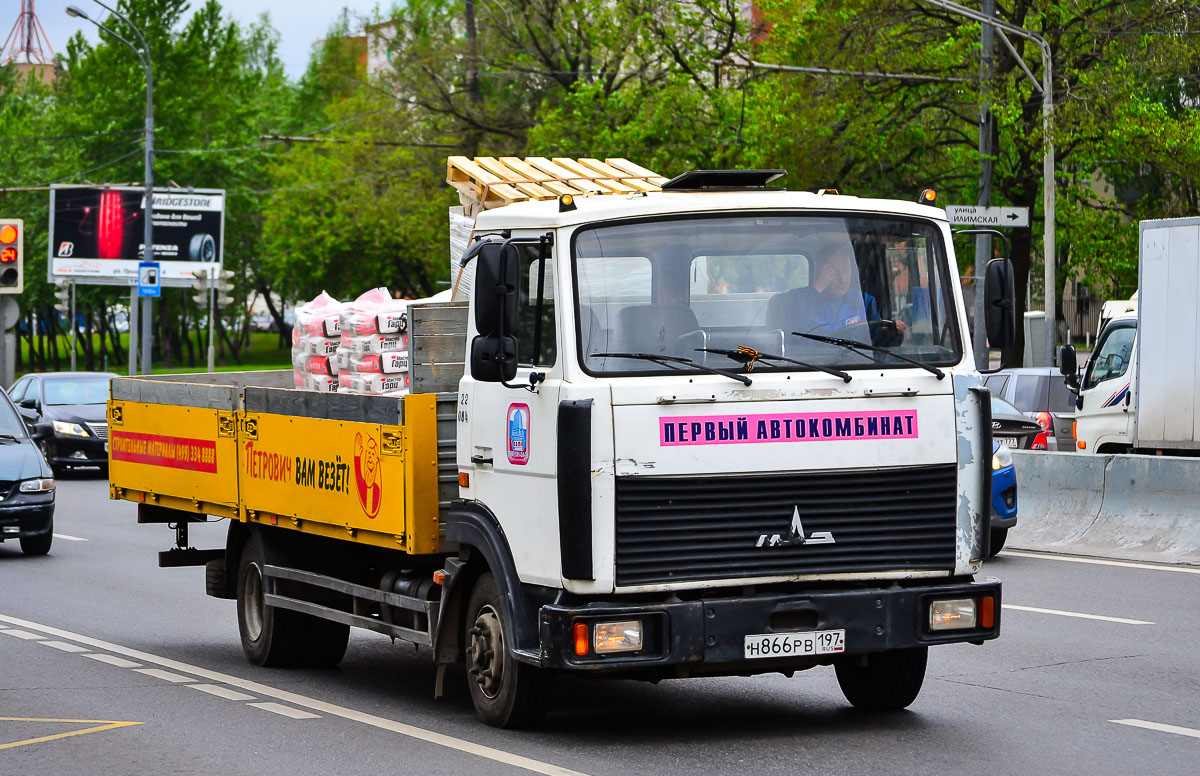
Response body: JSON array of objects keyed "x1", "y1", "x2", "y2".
[{"x1": 49, "y1": 186, "x2": 225, "y2": 286}]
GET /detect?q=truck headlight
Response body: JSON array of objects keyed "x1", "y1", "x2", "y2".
[
  {"x1": 930, "y1": 598, "x2": 977, "y2": 630},
  {"x1": 52, "y1": 420, "x2": 89, "y2": 437},
  {"x1": 19, "y1": 477, "x2": 55, "y2": 493},
  {"x1": 593, "y1": 620, "x2": 643, "y2": 654},
  {"x1": 992, "y1": 445, "x2": 1013, "y2": 470}
]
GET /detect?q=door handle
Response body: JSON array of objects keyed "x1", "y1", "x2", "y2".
[{"x1": 470, "y1": 455, "x2": 493, "y2": 465}]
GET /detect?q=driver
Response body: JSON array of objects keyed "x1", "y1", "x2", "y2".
[{"x1": 791, "y1": 242, "x2": 877, "y2": 336}]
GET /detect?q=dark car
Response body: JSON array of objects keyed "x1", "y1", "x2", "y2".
[
  {"x1": 990, "y1": 394, "x2": 1042, "y2": 450},
  {"x1": 9, "y1": 372, "x2": 116, "y2": 473},
  {"x1": 984, "y1": 368, "x2": 1077, "y2": 451},
  {"x1": 0, "y1": 387, "x2": 56, "y2": 556}
]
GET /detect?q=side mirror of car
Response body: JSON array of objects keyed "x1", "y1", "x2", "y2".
[{"x1": 19, "y1": 397, "x2": 37, "y2": 410}]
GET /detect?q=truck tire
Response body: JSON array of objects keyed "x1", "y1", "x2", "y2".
[
  {"x1": 299, "y1": 619, "x2": 350, "y2": 668},
  {"x1": 464, "y1": 573, "x2": 549, "y2": 728},
  {"x1": 236, "y1": 531, "x2": 304, "y2": 667},
  {"x1": 834, "y1": 647, "x2": 928, "y2": 711},
  {"x1": 989, "y1": 527, "x2": 1008, "y2": 557}
]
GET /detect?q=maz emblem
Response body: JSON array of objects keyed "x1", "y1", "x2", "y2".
[{"x1": 756, "y1": 506, "x2": 836, "y2": 548}]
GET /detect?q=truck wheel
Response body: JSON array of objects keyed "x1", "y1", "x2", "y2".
[
  {"x1": 464, "y1": 573, "x2": 549, "y2": 728},
  {"x1": 989, "y1": 528, "x2": 1008, "y2": 557},
  {"x1": 834, "y1": 647, "x2": 928, "y2": 711},
  {"x1": 298, "y1": 619, "x2": 350, "y2": 668},
  {"x1": 236, "y1": 531, "x2": 303, "y2": 667}
]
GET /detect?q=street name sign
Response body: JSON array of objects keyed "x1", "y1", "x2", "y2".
[{"x1": 945, "y1": 205, "x2": 1029, "y2": 227}]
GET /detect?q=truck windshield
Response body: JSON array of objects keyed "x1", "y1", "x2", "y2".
[{"x1": 573, "y1": 213, "x2": 962, "y2": 376}]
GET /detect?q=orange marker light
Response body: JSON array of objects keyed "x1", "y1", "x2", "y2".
[
  {"x1": 433, "y1": 569, "x2": 447, "y2": 586},
  {"x1": 0, "y1": 224, "x2": 16, "y2": 244},
  {"x1": 979, "y1": 595, "x2": 995, "y2": 629},
  {"x1": 458, "y1": 472, "x2": 470, "y2": 487},
  {"x1": 574, "y1": 622, "x2": 589, "y2": 656},
  {"x1": 1077, "y1": 440, "x2": 1086, "y2": 450}
]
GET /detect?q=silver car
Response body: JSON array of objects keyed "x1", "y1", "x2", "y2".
[{"x1": 983, "y1": 367, "x2": 1077, "y2": 451}]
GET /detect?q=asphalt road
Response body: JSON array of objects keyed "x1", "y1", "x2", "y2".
[{"x1": 2, "y1": 472, "x2": 1198, "y2": 775}]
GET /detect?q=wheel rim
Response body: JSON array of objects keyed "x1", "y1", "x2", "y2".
[
  {"x1": 243, "y1": 561, "x2": 264, "y2": 642},
  {"x1": 467, "y1": 604, "x2": 505, "y2": 699}
]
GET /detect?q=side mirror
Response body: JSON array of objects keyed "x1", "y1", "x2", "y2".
[
  {"x1": 19, "y1": 397, "x2": 37, "y2": 410},
  {"x1": 1058, "y1": 345, "x2": 1078, "y2": 389},
  {"x1": 470, "y1": 241, "x2": 520, "y2": 383},
  {"x1": 984, "y1": 258, "x2": 1015, "y2": 351},
  {"x1": 473, "y1": 242, "x2": 518, "y2": 336}
]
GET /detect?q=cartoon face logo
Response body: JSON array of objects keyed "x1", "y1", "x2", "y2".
[
  {"x1": 507, "y1": 403, "x2": 530, "y2": 465},
  {"x1": 353, "y1": 431, "x2": 382, "y2": 518}
]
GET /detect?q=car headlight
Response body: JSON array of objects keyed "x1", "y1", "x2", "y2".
[
  {"x1": 19, "y1": 477, "x2": 55, "y2": 493},
  {"x1": 52, "y1": 420, "x2": 89, "y2": 437},
  {"x1": 992, "y1": 444, "x2": 1013, "y2": 470}
]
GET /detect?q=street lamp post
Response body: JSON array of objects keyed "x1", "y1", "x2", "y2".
[
  {"x1": 66, "y1": 2, "x2": 155, "y2": 375},
  {"x1": 918, "y1": 0, "x2": 1056, "y2": 367}
]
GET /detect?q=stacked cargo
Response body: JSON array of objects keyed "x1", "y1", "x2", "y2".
[
  {"x1": 291, "y1": 292, "x2": 344, "y2": 392},
  {"x1": 336, "y1": 287, "x2": 411, "y2": 396}
]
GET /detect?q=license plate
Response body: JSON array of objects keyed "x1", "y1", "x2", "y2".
[
  {"x1": 744, "y1": 629, "x2": 845, "y2": 659},
  {"x1": 997, "y1": 436, "x2": 1018, "y2": 448}
]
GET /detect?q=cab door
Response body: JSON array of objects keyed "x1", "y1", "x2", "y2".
[
  {"x1": 459, "y1": 234, "x2": 564, "y2": 587},
  {"x1": 1076, "y1": 320, "x2": 1137, "y2": 451}
]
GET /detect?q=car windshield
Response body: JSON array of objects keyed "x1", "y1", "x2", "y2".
[
  {"x1": 43, "y1": 377, "x2": 110, "y2": 405},
  {"x1": 573, "y1": 213, "x2": 962, "y2": 376},
  {"x1": 0, "y1": 395, "x2": 27, "y2": 437}
]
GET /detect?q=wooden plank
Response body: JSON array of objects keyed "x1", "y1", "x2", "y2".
[
  {"x1": 553, "y1": 158, "x2": 637, "y2": 193},
  {"x1": 410, "y1": 302, "x2": 469, "y2": 325},
  {"x1": 525, "y1": 157, "x2": 607, "y2": 193},
  {"x1": 475, "y1": 157, "x2": 557, "y2": 199},
  {"x1": 578, "y1": 158, "x2": 658, "y2": 192},
  {"x1": 498, "y1": 158, "x2": 587, "y2": 197},
  {"x1": 606, "y1": 158, "x2": 669, "y2": 185}
]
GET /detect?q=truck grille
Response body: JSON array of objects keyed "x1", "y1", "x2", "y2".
[
  {"x1": 614, "y1": 464, "x2": 958, "y2": 586},
  {"x1": 86, "y1": 422, "x2": 108, "y2": 440}
]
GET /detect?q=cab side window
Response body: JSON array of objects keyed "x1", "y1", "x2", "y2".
[
  {"x1": 515, "y1": 244, "x2": 556, "y2": 368},
  {"x1": 1084, "y1": 324, "x2": 1136, "y2": 390}
]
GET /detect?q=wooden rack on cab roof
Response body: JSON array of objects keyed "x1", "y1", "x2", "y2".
[{"x1": 446, "y1": 156, "x2": 667, "y2": 216}]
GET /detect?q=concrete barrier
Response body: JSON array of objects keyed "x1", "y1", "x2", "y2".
[{"x1": 1007, "y1": 450, "x2": 1200, "y2": 565}]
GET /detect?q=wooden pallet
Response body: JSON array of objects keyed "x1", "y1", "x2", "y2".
[{"x1": 447, "y1": 156, "x2": 668, "y2": 215}]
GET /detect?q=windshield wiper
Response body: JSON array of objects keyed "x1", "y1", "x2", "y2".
[
  {"x1": 697, "y1": 347, "x2": 851, "y2": 383},
  {"x1": 593, "y1": 352, "x2": 753, "y2": 386},
  {"x1": 789, "y1": 332, "x2": 945, "y2": 380}
]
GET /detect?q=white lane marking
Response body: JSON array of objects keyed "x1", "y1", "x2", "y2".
[
  {"x1": 1003, "y1": 550, "x2": 1200, "y2": 575},
  {"x1": 0, "y1": 613, "x2": 591, "y2": 776},
  {"x1": 1002, "y1": 604, "x2": 1154, "y2": 625},
  {"x1": 1110, "y1": 719, "x2": 1200, "y2": 740},
  {"x1": 133, "y1": 668, "x2": 194, "y2": 683},
  {"x1": 41, "y1": 640, "x2": 91, "y2": 653},
  {"x1": 188, "y1": 684, "x2": 255, "y2": 702},
  {"x1": 53, "y1": 533, "x2": 88, "y2": 542},
  {"x1": 84, "y1": 653, "x2": 141, "y2": 669},
  {"x1": 249, "y1": 702, "x2": 320, "y2": 720},
  {"x1": 2, "y1": 629, "x2": 45, "y2": 640}
]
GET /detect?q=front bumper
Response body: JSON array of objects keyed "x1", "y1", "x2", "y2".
[
  {"x1": 43, "y1": 435, "x2": 107, "y2": 467},
  {"x1": 539, "y1": 578, "x2": 1001, "y2": 675},
  {"x1": 0, "y1": 502, "x2": 54, "y2": 541}
]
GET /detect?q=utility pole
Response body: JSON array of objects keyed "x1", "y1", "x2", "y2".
[{"x1": 972, "y1": 0, "x2": 995, "y2": 368}]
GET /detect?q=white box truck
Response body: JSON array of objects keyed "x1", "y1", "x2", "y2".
[{"x1": 1063, "y1": 217, "x2": 1200, "y2": 454}]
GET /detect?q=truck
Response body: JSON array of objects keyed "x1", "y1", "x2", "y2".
[
  {"x1": 1062, "y1": 217, "x2": 1200, "y2": 455},
  {"x1": 108, "y1": 157, "x2": 1013, "y2": 727}
]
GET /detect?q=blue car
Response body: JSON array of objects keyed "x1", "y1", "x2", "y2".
[{"x1": 989, "y1": 440, "x2": 1018, "y2": 557}]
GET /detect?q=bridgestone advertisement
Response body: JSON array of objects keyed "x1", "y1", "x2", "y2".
[{"x1": 49, "y1": 185, "x2": 225, "y2": 286}]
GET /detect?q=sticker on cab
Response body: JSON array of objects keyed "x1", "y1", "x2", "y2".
[{"x1": 507, "y1": 403, "x2": 530, "y2": 465}]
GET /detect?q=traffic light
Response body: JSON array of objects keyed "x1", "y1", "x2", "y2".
[
  {"x1": 214, "y1": 270, "x2": 234, "y2": 309},
  {"x1": 54, "y1": 282, "x2": 70, "y2": 315},
  {"x1": 0, "y1": 218, "x2": 23, "y2": 294},
  {"x1": 191, "y1": 269, "x2": 208, "y2": 305}
]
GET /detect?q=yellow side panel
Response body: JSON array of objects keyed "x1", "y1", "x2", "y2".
[
  {"x1": 107, "y1": 400, "x2": 238, "y2": 511},
  {"x1": 238, "y1": 413, "x2": 408, "y2": 544}
]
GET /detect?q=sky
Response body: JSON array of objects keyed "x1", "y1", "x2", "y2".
[{"x1": 26, "y1": 1, "x2": 383, "y2": 78}]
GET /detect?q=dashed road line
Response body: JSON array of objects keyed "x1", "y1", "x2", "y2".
[
  {"x1": 84, "y1": 653, "x2": 141, "y2": 669},
  {"x1": 40, "y1": 640, "x2": 92, "y2": 653},
  {"x1": 2, "y1": 628, "x2": 45, "y2": 640},
  {"x1": 188, "y1": 684, "x2": 255, "y2": 702},
  {"x1": 1110, "y1": 719, "x2": 1200, "y2": 740},
  {"x1": 133, "y1": 668, "x2": 194, "y2": 683},
  {"x1": 1002, "y1": 604, "x2": 1154, "y2": 625},
  {"x1": 0, "y1": 612, "x2": 592, "y2": 776},
  {"x1": 53, "y1": 533, "x2": 88, "y2": 542},
  {"x1": 250, "y1": 702, "x2": 320, "y2": 720},
  {"x1": 1002, "y1": 550, "x2": 1200, "y2": 575}
]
